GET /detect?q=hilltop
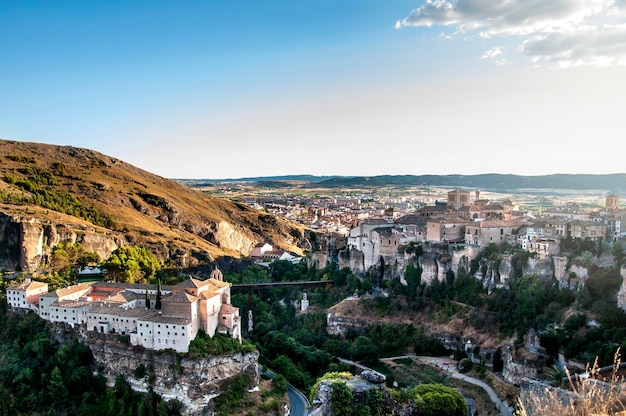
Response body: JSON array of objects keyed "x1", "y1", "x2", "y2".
[{"x1": 0, "y1": 139, "x2": 309, "y2": 270}]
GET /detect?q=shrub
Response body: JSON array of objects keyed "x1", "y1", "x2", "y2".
[{"x1": 517, "y1": 350, "x2": 626, "y2": 416}]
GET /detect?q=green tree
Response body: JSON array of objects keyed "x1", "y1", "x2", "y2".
[
  {"x1": 155, "y1": 279, "x2": 162, "y2": 309},
  {"x1": 48, "y1": 366, "x2": 69, "y2": 408},
  {"x1": 412, "y1": 384, "x2": 467, "y2": 416},
  {"x1": 331, "y1": 381, "x2": 354, "y2": 416},
  {"x1": 612, "y1": 242, "x2": 624, "y2": 267},
  {"x1": 103, "y1": 246, "x2": 161, "y2": 283}
]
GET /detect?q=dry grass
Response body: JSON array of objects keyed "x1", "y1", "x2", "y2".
[
  {"x1": 518, "y1": 350, "x2": 626, "y2": 416},
  {"x1": 0, "y1": 139, "x2": 308, "y2": 261}
]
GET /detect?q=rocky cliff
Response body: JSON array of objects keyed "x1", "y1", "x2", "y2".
[
  {"x1": 80, "y1": 331, "x2": 259, "y2": 415},
  {"x1": 0, "y1": 211, "x2": 121, "y2": 271}
]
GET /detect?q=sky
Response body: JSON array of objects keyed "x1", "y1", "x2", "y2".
[{"x1": 1, "y1": 0, "x2": 625, "y2": 179}]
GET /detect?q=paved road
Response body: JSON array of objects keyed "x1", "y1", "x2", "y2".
[
  {"x1": 382, "y1": 356, "x2": 513, "y2": 416},
  {"x1": 260, "y1": 366, "x2": 310, "y2": 416},
  {"x1": 287, "y1": 382, "x2": 309, "y2": 416}
]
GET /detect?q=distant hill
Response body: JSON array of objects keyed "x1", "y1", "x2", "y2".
[
  {"x1": 179, "y1": 173, "x2": 626, "y2": 195},
  {"x1": 0, "y1": 140, "x2": 310, "y2": 271},
  {"x1": 175, "y1": 175, "x2": 339, "y2": 187},
  {"x1": 306, "y1": 173, "x2": 626, "y2": 194}
]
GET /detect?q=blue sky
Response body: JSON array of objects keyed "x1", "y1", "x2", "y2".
[{"x1": 2, "y1": 1, "x2": 625, "y2": 179}]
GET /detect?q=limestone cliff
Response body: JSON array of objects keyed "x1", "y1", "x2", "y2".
[
  {"x1": 501, "y1": 346, "x2": 545, "y2": 385},
  {"x1": 81, "y1": 331, "x2": 259, "y2": 415},
  {"x1": 0, "y1": 211, "x2": 121, "y2": 271},
  {"x1": 309, "y1": 371, "x2": 394, "y2": 416}
]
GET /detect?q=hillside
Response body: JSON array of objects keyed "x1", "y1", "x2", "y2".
[{"x1": 0, "y1": 139, "x2": 310, "y2": 270}]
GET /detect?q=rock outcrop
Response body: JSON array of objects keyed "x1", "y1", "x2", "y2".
[
  {"x1": 82, "y1": 331, "x2": 259, "y2": 415},
  {"x1": 309, "y1": 373, "x2": 392, "y2": 416},
  {"x1": 501, "y1": 346, "x2": 544, "y2": 385},
  {"x1": 0, "y1": 139, "x2": 311, "y2": 268},
  {"x1": 0, "y1": 212, "x2": 120, "y2": 271}
]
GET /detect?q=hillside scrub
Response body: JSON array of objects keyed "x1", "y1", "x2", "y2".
[{"x1": 518, "y1": 351, "x2": 626, "y2": 416}]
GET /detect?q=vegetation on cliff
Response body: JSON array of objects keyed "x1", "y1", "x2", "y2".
[
  {"x1": 0, "y1": 298, "x2": 182, "y2": 416},
  {"x1": 309, "y1": 371, "x2": 467, "y2": 416}
]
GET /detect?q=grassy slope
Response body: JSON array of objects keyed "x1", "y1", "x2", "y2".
[{"x1": 0, "y1": 139, "x2": 308, "y2": 261}]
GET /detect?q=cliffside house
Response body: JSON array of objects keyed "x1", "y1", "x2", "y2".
[
  {"x1": 567, "y1": 220, "x2": 607, "y2": 241},
  {"x1": 395, "y1": 214, "x2": 428, "y2": 244},
  {"x1": 33, "y1": 271, "x2": 240, "y2": 353},
  {"x1": 347, "y1": 218, "x2": 394, "y2": 251},
  {"x1": 464, "y1": 218, "x2": 527, "y2": 247},
  {"x1": 6, "y1": 278, "x2": 48, "y2": 313},
  {"x1": 426, "y1": 216, "x2": 469, "y2": 243}
]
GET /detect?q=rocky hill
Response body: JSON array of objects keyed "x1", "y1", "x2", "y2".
[{"x1": 0, "y1": 139, "x2": 310, "y2": 271}]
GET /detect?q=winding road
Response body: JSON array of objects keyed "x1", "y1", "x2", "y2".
[{"x1": 260, "y1": 366, "x2": 310, "y2": 416}]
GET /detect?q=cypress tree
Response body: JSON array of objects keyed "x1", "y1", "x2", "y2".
[{"x1": 155, "y1": 279, "x2": 162, "y2": 310}]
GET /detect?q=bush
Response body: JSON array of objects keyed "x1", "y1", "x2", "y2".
[
  {"x1": 518, "y1": 350, "x2": 626, "y2": 416},
  {"x1": 458, "y1": 358, "x2": 473, "y2": 373}
]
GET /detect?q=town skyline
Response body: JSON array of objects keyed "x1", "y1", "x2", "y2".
[{"x1": 2, "y1": 1, "x2": 625, "y2": 179}]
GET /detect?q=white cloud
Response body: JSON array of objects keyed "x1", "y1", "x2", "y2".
[
  {"x1": 520, "y1": 23, "x2": 626, "y2": 67},
  {"x1": 396, "y1": 0, "x2": 626, "y2": 66},
  {"x1": 480, "y1": 46, "x2": 511, "y2": 65}
]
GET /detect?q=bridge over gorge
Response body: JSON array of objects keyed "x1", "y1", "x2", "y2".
[{"x1": 231, "y1": 280, "x2": 334, "y2": 333}]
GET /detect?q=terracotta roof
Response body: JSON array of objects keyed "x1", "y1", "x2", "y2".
[
  {"x1": 206, "y1": 277, "x2": 230, "y2": 290},
  {"x1": 220, "y1": 304, "x2": 239, "y2": 314},
  {"x1": 395, "y1": 215, "x2": 428, "y2": 225},
  {"x1": 41, "y1": 282, "x2": 95, "y2": 299},
  {"x1": 88, "y1": 303, "x2": 156, "y2": 318},
  {"x1": 139, "y1": 314, "x2": 191, "y2": 325},
  {"x1": 7, "y1": 280, "x2": 48, "y2": 292},
  {"x1": 162, "y1": 291, "x2": 198, "y2": 303},
  {"x1": 51, "y1": 299, "x2": 92, "y2": 308},
  {"x1": 476, "y1": 219, "x2": 527, "y2": 228},
  {"x1": 427, "y1": 216, "x2": 468, "y2": 224},
  {"x1": 198, "y1": 290, "x2": 220, "y2": 300},
  {"x1": 104, "y1": 291, "x2": 140, "y2": 304},
  {"x1": 174, "y1": 277, "x2": 207, "y2": 289}
]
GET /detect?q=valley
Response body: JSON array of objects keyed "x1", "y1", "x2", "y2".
[{"x1": 2, "y1": 141, "x2": 626, "y2": 415}]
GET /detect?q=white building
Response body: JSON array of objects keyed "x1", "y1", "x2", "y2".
[
  {"x1": 6, "y1": 278, "x2": 48, "y2": 313},
  {"x1": 33, "y1": 271, "x2": 241, "y2": 354}
]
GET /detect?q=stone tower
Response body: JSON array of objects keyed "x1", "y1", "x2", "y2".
[{"x1": 606, "y1": 194, "x2": 620, "y2": 211}]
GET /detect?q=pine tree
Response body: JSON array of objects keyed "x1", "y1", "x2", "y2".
[{"x1": 145, "y1": 289, "x2": 151, "y2": 309}]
